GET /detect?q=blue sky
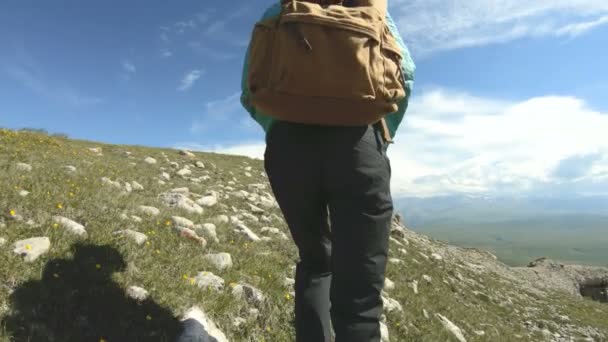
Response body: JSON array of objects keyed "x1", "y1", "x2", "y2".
[{"x1": 1, "y1": 0, "x2": 608, "y2": 198}]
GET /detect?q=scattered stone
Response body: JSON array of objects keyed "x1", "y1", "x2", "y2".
[
  {"x1": 214, "y1": 215, "x2": 229, "y2": 224},
  {"x1": 160, "y1": 172, "x2": 171, "y2": 181},
  {"x1": 198, "y1": 223, "x2": 219, "y2": 243},
  {"x1": 423, "y1": 309, "x2": 430, "y2": 319},
  {"x1": 159, "y1": 192, "x2": 204, "y2": 215},
  {"x1": 144, "y1": 157, "x2": 157, "y2": 164},
  {"x1": 158, "y1": 180, "x2": 166, "y2": 185},
  {"x1": 171, "y1": 187, "x2": 190, "y2": 195},
  {"x1": 114, "y1": 230, "x2": 148, "y2": 245},
  {"x1": 124, "y1": 182, "x2": 133, "y2": 193},
  {"x1": 380, "y1": 321, "x2": 389, "y2": 342},
  {"x1": 388, "y1": 258, "x2": 402, "y2": 265},
  {"x1": 234, "y1": 223, "x2": 261, "y2": 241},
  {"x1": 244, "y1": 172, "x2": 252, "y2": 177},
  {"x1": 384, "y1": 278, "x2": 395, "y2": 291},
  {"x1": 13, "y1": 237, "x2": 50, "y2": 262},
  {"x1": 194, "y1": 271, "x2": 225, "y2": 291},
  {"x1": 204, "y1": 253, "x2": 233, "y2": 271},
  {"x1": 410, "y1": 280, "x2": 419, "y2": 294},
  {"x1": 232, "y1": 317, "x2": 246, "y2": 328},
  {"x1": 389, "y1": 237, "x2": 403, "y2": 246},
  {"x1": 248, "y1": 308, "x2": 259, "y2": 320},
  {"x1": 0, "y1": 237, "x2": 6, "y2": 247},
  {"x1": 64, "y1": 165, "x2": 77, "y2": 173},
  {"x1": 431, "y1": 253, "x2": 443, "y2": 261},
  {"x1": 177, "y1": 227, "x2": 207, "y2": 247},
  {"x1": 88, "y1": 147, "x2": 102, "y2": 154},
  {"x1": 283, "y1": 277, "x2": 295, "y2": 288},
  {"x1": 474, "y1": 330, "x2": 485, "y2": 336},
  {"x1": 241, "y1": 212, "x2": 259, "y2": 223},
  {"x1": 180, "y1": 306, "x2": 228, "y2": 342},
  {"x1": 422, "y1": 275, "x2": 432, "y2": 283},
  {"x1": 248, "y1": 203, "x2": 265, "y2": 214},
  {"x1": 197, "y1": 192, "x2": 218, "y2": 207},
  {"x1": 232, "y1": 190, "x2": 249, "y2": 199},
  {"x1": 138, "y1": 205, "x2": 160, "y2": 216},
  {"x1": 177, "y1": 168, "x2": 192, "y2": 177},
  {"x1": 436, "y1": 314, "x2": 467, "y2": 342},
  {"x1": 53, "y1": 216, "x2": 87, "y2": 237},
  {"x1": 126, "y1": 286, "x2": 149, "y2": 302},
  {"x1": 170, "y1": 162, "x2": 180, "y2": 168},
  {"x1": 260, "y1": 236, "x2": 272, "y2": 242},
  {"x1": 123, "y1": 151, "x2": 132, "y2": 157},
  {"x1": 260, "y1": 216, "x2": 271, "y2": 223},
  {"x1": 260, "y1": 227, "x2": 288, "y2": 240},
  {"x1": 172, "y1": 216, "x2": 195, "y2": 229},
  {"x1": 130, "y1": 215, "x2": 142, "y2": 223},
  {"x1": 179, "y1": 150, "x2": 196, "y2": 158},
  {"x1": 101, "y1": 177, "x2": 122, "y2": 189},
  {"x1": 232, "y1": 283, "x2": 265, "y2": 307},
  {"x1": 195, "y1": 161, "x2": 205, "y2": 168},
  {"x1": 382, "y1": 295, "x2": 402, "y2": 313},
  {"x1": 18, "y1": 190, "x2": 30, "y2": 197}
]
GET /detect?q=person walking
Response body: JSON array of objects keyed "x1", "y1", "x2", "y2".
[{"x1": 240, "y1": 1, "x2": 415, "y2": 341}]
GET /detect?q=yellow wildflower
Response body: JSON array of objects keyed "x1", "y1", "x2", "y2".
[
  {"x1": 9, "y1": 209, "x2": 16, "y2": 217},
  {"x1": 165, "y1": 220, "x2": 171, "y2": 226},
  {"x1": 145, "y1": 241, "x2": 150, "y2": 246},
  {"x1": 53, "y1": 223, "x2": 59, "y2": 228},
  {"x1": 285, "y1": 293, "x2": 291, "y2": 300},
  {"x1": 56, "y1": 203, "x2": 63, "y2": 209},
  {"x1": 25, "y1": 244, "x2": 32, "y2": 250},
  {"x1": 190, "y1": 278, "x2": 196, "y2": 285},
  {"x1": 183, "y1": 274, "x2": 189, "y2": 280}
]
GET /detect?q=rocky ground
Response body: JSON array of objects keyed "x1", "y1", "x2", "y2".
[{"x1": 0, "y1": 128, "x2": 607, "y2": 342}]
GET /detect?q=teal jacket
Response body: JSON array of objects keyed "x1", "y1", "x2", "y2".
[{"x1": 240, "y1": 2, "x2": 415, "y2": 141}]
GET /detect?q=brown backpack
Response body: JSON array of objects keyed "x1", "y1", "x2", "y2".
[{"x1": 247, "y1": 0, "x2": 406, "y2": 129}]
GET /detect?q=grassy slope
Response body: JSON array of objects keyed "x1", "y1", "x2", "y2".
[{"x1": 0, "y1": 129, "x2": 607, "y2": 341}]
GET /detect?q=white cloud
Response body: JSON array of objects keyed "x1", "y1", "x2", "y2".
[
  {"x1": 388, "y1": 88, "x2": 608, "y2": 197},
  {"x1": 160, "y1": 49, "x2": 173, "y2": 58},
  {"x1": 178, "y1": 69, "x2": 203, "y2": 92},
  {"x1": 391, "y1": 0, "x2": 608, "y2": 55},
  {"x1": 173, "y1": 142, "x2": 265, "y2": 160},
  {"x1": 122, "y1": 60, "x2": 136, "y2": 73}
]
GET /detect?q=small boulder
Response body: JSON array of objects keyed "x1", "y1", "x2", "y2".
[
  {"x1": 214, "y1": 215, "x2": 229, "y2": 224},
  {"x1": 196, "y1": 193, "x2": 218, "y2": 207},
  {"x1": 16, "y1": 162, "x2": 33, "y2": 172},
  {"x1": 18, "y1": 190, "x2": 30, "y2": 197},
  {"x1": 101, "y1": 177, "x2": 122, "y2": 189},
  {"x1": 138, "y1": 205, "x2": 160, "y2": 216},
  {"x1": 131, "y1": 181, "x2": 144, "y2": 191},
  {"x1": 195, "y1": 161, "x2": 205, "y2": 168},
  {"x1": 179, "y1": 150, "x2": 196, "y2": 158},
  {"x1": 172, "y1": 216, "x2": 195, "y2": 229},
  {"x1": 384, "y1": 278, "x2": 395, "y2": 291},
  {"x1": 126, "y1": 286, "x2": 149, "y2": 302},
  {"x1": 114, "y1": 230, "x2": 148, "y2": 245},
  {"x1": 144, "y1": 157, "x2": 157, "y2": 164},
  {"x1": 436, "y1": 314, "x2": 467, "y2": 342},
  {"x1": 13, "y1": 237, "x2": 50, "y2": 262},
  {"x1": 234, "y1": 223, "x2": 261, "y2": 241},
  {"x1": 160, "y1": 172, "x2": 171, "y2": 181},
  {"x1": 0, "y1": 237, "x2": 7, "y2": 246},
  {"x1": 204, "y1": 253, "x2": 233, "y2": 271},
  {"x1": 198, "y1": 223, "x2": 219, "y2": 243},
  {"x1": 179, "y1": 306, "x2": 228, "y2": 342},
  {"x1": 177, "y1": 168, "x2": 192, "y2": 177},
  {"x1": 64, "y1": 165, "x2": 77, "y2": 173},
  {"x1": 231, "y1": 283, "x2": 265, "y2": 307},
  {"x1": 194, "y1": 272, "x2": 225, "y2": 291},
  {"x1": 53, "y1": 216, "x2": 87, "y2": 237}
]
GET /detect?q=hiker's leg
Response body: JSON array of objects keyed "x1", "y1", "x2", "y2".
[
  {"x1": 324, "y1": 124, "x2": 392, "y2": 342},
  {"x1": 264, "y1": 121, "x2": 333, "y2": 342}
]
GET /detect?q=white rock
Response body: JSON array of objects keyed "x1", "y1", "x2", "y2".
[
  {"x1": 232, "y1": 317, "x2": 246, "y2": 328},
  {"x1": 170, "y1": 162, "x2": 180, "y2": 168},
  {"x1": 384, "y1": 278, "x2": 395, "y2": 291},
  {"x1": 241, "y1": 212, "x2": 259, "y2": 223},
  {"x1": 130, "y1": 215, "x2": 142, "y2": 223},
  {"x1": 422, "y1": 275, "x2": 432, "y2": 283},
  {"x1": 18, "y1": 190, "x2": 30, "y2": 197},
  {"x1": 194, "y1": 272, "x2": 225, "y2": 291},
  {"x1": 248, "y1": 308, "x2": 259, "y2": 320},
  {"x1": 172, "y1": 216, "x2": 195, "y2": 229},
  {"x1": 232, "y1": 190, "x2": 249, "y2": 199},
  {"x1": 126, "y1": 286, "x2": 149, "y2": 301},
  {"x1": 16, "y1": 162, "x2": 32, "y2": 171},
  {"x1": 423, "y1": 309, "x2": 430, "y2": 319},
  {"x1": 260, "y1": 227, "x2": 289, "y2": 240},
  {"x1": 197, "y1": 193, "x2": 218, "y2": 207},
  {"x1": 234, "y1": 223, "x2": 261, "y2": 241},
  {"x1": 431, "y1": 253, "x2": 443, "y2": 261},
  {"x1": 380, "y1": 321, "x2": 390, "y2": 342},
  {"x1": 260, "y1": 236, "x2": 272, "y2": 242},
  {"x1": 88, "y1": 147, "x2": 102, "y2": 154},
  {"x1": 114, "y1": 230, "x2": 148, "y2": 245},
  {"x1": 180, "y1": 306, "x2": 228, "y2": 342},
  {"x1": 0, "y1": 237, "x2": 7, "y2": 246},
  {"x1": 382, "y1": 295, "x2": 402, "y2": 313},
  {"x1": 179, "y1": 150, "x2": 196, "y2": 158},
  {"x1": 474, "y1": 330, "x2": 485, "y2": 336},
  {"x1": 13, "y1": 237, "x2": 50, "y2": 262},
  {"x1": 123, "y1": 151, "x2": 132, "y2": 156},
  {"x1": 159, "y1": 192, "x2": 204, "y2": 215},
  {"x1": 160, "y1": 172, "x2": 171, "y2": 181},
  {"x1": 244, "y1": 166, "x2": 252, "y2": 171},
  {"x1": 204, "y1": 253, "x2": 233, "y2": 271},
  {"x1": 398, "y1": 248, "x2": 408, "y2": 255},
  {"x1": 131, "y1": 181, "x2": 144, "y2": 191},
  {"x1": 283, "y1": 277, "x2": 295, "y2": 288},
  {"x1": 388, "y1": 258, "x2": 402, "y2": 265},
  {"x1": 138, "y1": 205, "x2": 160, "y2": 216},
  {"x1": 158, "y1": 180, "x2": 166, "y2": 185},
  {"x1": 53, "y1": 216, "x2": 87, "y2": 237},
  {"x1": 177, "y1": 168, "x2": 192, "y2": 177},
  {"x1": 64, "y1": 165, "x2": 77, "y2": 172},
  {"x1": 248, "y1": 203, "x2": 264, "y2": 214},
  {"x1": 176, "y1": 227, "x2": 207, "y2": 247},
  {"x1": 410, "y1": 280, "x2": 419, "y2": 294},
  {"x1": 101, "y1": 177, "x2": 122, "y2": 189},
  {"x1": 199, "y1": 223, "x2": 219, "y2": 243},
  {"x1": 389, "y1": 237, "x2": 403, "y2": 246},
  {"x1": 195, "y1": 161, "x2": 205, "y2": 168},
  {"x1": 144, "y1": 157, "x2": 157, "y2": 164},
  {"x1": 171, "y1": 187, "x2": 190, "y2": 195},
  {"x1": 436, "y1": 314, "x2": 467, "y2": 342},
  {"x1": 244, "y1": 172, "x2": 252, "y2": 177},
  {"x1": 260, "y1": 216, "x2": 271, "y2": 223},
  {"x1": 232, "y1": 283, "x2": 265, "y2": 307},
  {"x1": 214, "y1": 215, "x2": 229, "y2": 224}
]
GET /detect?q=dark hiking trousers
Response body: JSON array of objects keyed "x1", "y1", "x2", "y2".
[{"x1": 264, "y1": 120, "x2": 393, "y2": 342}]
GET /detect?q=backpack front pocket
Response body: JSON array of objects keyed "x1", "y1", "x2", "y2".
[{"x1": 248, "y1": 20, "x2": 277, "y2": 94}]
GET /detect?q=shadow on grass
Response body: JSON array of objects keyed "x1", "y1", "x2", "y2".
[{"x1": 1, "y1": 243, "x2": 182, "y2": 342}]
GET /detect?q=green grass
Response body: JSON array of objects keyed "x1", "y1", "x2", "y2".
[{"x1": 0, "y1": 129, "x2": 607, "y2": 341}]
